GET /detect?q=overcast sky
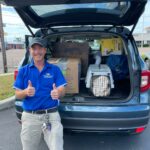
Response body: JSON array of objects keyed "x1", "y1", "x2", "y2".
[{"x1": 1, "y1": 1, "x2": 150, "y2": 42}]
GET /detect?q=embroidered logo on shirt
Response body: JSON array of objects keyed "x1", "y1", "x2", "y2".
[{"x1": 43, "y1": 73, "x2": 53, "y2": 78}]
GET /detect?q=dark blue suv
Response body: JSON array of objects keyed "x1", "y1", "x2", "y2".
[{"x1": 4, "y1": 0, "x2": 150, "y2": 134}]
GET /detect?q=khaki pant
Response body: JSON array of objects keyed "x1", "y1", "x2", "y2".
[{"x1": 21, "y1": 111, "x2": 63, "y2": 150}]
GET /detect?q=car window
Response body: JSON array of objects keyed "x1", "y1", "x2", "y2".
[{"x1": 31, "y1": 2, "x2": 130, "y2": 18}]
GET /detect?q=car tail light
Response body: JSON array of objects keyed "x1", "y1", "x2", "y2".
[
  {"x1": 135, "y1": 127, "x2": 145, "y2": 133},
  {"x1": 140, "y1": 70, "x2": 150, "y2": 92},
  {"x1": 14, "y1": 70, "x2": 18, "y2": 80}
]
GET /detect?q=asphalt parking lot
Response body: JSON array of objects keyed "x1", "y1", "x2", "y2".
[
  {"x1": 0, "y1": 107, "x2": 150, "y2": 150},
  {"x1": 0, "y1": 49, "x2": 25, "y2": 73}
]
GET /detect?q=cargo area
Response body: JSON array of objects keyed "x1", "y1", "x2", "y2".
[{"x1": 46, "y1": 32, "x2": 131, "y2": 101}]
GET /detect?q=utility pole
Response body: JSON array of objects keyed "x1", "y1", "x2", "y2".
[{"x1": 0, "y1": 3, "x2": 7, "y2": 73}]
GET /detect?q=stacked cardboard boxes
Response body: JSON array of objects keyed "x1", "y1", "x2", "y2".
[
  {"x1": 52, "y1": 42, "x2": 90, "y2": 77},
  {"x1": 48, "y1": 58, "x2": 81, "y2": 94}
]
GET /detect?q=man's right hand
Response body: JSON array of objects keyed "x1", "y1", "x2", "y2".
[{"x1": 26, "y1": 80, "x2": 35, "y2": 97}]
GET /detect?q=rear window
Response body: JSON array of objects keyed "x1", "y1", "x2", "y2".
[{"x1": 31, "y1": 2, "x2": 130, "y2": 18}]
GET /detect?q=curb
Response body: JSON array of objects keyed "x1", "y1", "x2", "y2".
[
  {"x1": 0, "y1": 73, "x2": 14, "y2": 76},
  {"x1": 0, "y1": 96, "x2": 15, "y2": 111}
]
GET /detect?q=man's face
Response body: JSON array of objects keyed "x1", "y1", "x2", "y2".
[{"x1": 30, "y1": 44, "x2": 46, "y2": 62}]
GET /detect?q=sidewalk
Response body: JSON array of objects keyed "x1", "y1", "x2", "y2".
[{"x1": 0, "y1": 96, "x2": 15, "y2": 111}]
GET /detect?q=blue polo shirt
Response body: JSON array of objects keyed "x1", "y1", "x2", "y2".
[{"x1": 13, "y1": 60, "x2": 67, "y2": 111}]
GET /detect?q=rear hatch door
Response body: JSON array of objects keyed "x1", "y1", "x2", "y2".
[{"x1": 3, "y1": 0, "x2": 148, "y2": 28}]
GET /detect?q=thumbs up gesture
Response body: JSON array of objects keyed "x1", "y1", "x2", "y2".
[
  {"x1": 51, "y1": 83, "x2": 59, "y2": 100},
  {"x1": 26, "y1": 80, "x2": 35, "y2": 97}
]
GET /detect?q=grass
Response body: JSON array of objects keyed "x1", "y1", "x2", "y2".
[{"x1": 0, "y1": 74, "x2": 15, "y2": 100}]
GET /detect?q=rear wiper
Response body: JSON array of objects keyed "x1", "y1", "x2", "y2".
[{"x1": 104, "y1": 25, "x2": 116, "y2": 32}]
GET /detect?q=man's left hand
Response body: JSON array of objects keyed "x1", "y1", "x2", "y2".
[{"x1": 51, "y1": 83, "x2": 60, "y2": 100}]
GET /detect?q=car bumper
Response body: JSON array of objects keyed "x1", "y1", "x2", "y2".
[
  {"x1": 59, "y1": 104, "x2": 150, "y2": 132},
  {"x1": 15, "y1": 99, "x2": 150, "y2": 132}
]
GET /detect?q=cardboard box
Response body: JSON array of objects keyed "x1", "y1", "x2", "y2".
[
  {"x1": 48, "y1": 58, "x2": 81, "y2": 94},
  {"x1": 100, "y1": 38, "x2": 123, "y2": 56},
  {"x1": 52, "y1": 42, "x2": 90, "y2": 77}
]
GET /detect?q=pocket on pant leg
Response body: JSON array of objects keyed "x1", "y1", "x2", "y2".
[
  {"x1": 49, "y1": 111, "x2": 61, "y2": 122},
  {"x1": 48, "y1": 122, "x2": 64, "y2": 150},
  {"x1": 21, "y1": 115, "x2": 42, "y2": 144}
]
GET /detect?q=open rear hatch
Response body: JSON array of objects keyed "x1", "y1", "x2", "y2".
[
  {"x1": 3, "y1": 0, "x2": 147, "y2": 28},
  {"x1": 4, "y1": 0, "x2": 147, "y2": 102}
]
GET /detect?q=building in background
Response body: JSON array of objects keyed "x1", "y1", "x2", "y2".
[{"x1": 134, "y1": 27, "x2": 150, "y2": 48}]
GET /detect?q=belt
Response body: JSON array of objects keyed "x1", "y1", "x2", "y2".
[{"x1": 25, "y1": 107, "x2": 58, "y2": 114}]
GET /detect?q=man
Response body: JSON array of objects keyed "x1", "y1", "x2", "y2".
[{"x1": 13, "y1": 37, "x2": 67, "y2": 150}]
